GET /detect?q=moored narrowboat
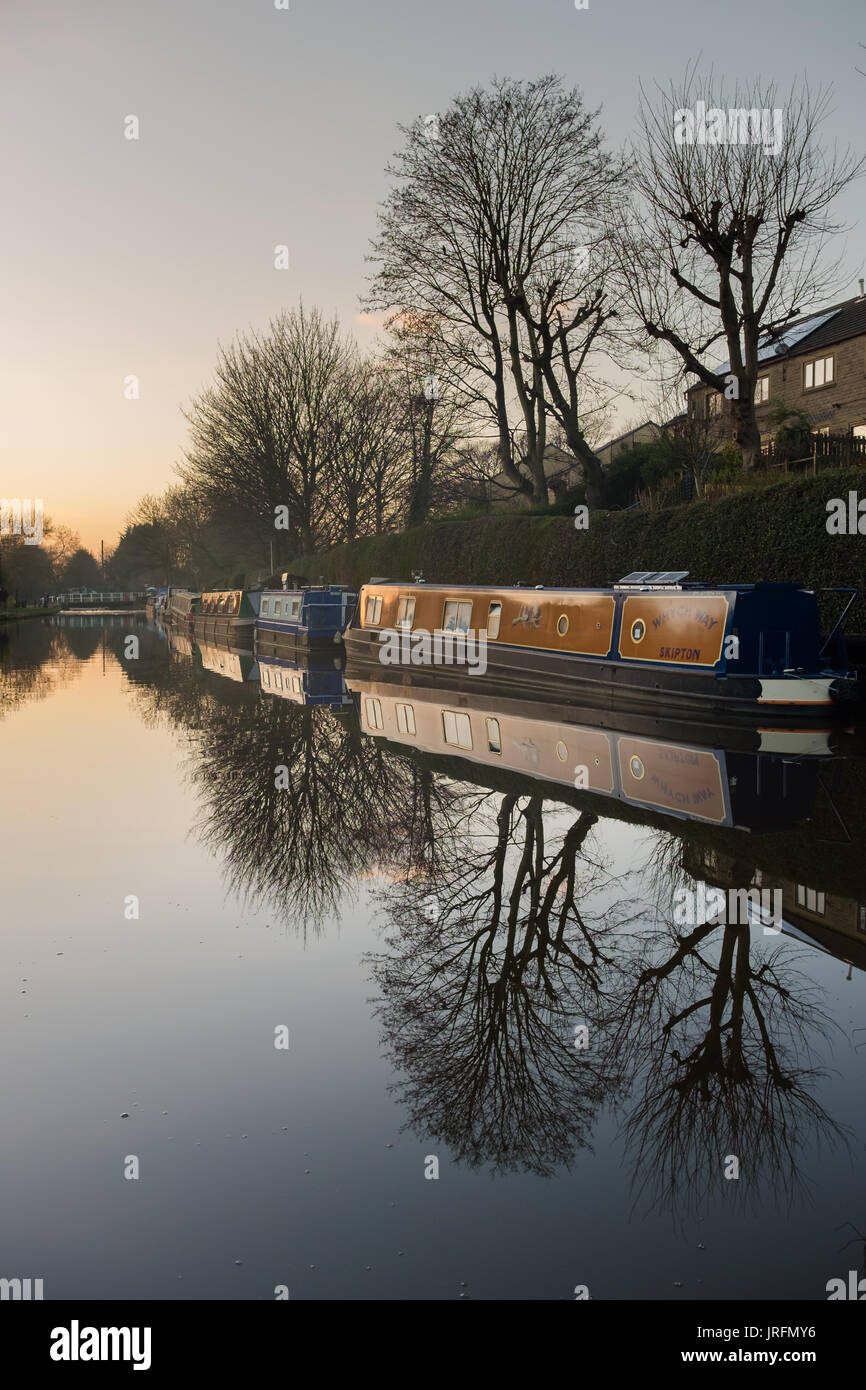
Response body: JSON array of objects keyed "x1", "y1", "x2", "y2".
[
  {"x1": 255, "y1": 582, "x2": 357, "y2": 661},
  {"x1": 194, "y1": 589, "x2": 261, "y2": 644},
  {"x1": 344, "y1": 573, "x2": 859, "y2": 720},
  {"x1": 164, "y1": 587, "x2": 200, "y2": 628}
]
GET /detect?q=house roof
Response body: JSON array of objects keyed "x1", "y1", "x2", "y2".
[
  {"x1": 697, "y1": 293, "x2": 866, "y2": 383},
  {"x1": 596, "y1": 420, "x2": 660, "y2": 453}
]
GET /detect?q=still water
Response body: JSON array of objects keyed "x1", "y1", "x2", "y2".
[{"x1": 2, "y1": 614, "x2": 865, "y2": 1301}]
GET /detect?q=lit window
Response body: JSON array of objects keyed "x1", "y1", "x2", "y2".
[
  {"x1": 754, "y1": 375, "x2": 769, "y2": 404},
  {"x1": 486, "y1": 718, "x2": 501, "y2": 753},
  {"x1": 804, "y1": 356, "x2": 834, "y2": 389},
  {"x1": 487, "y1": 602, "x2": 502, "y2": 639},
  {"x1": 364, "y1": 697, "x2": 383, "y2": 730},
  {"x1": 396, "y1": 597, "x2": 416, "y2": 629},
  {"x1": 442, "y1": 710, "x2": 473, "y2": 749},
  {"x1": 396, "y1": 703, "x2": 416, "y2": 735},
  {"x1": 706, "y1": 392, "x2": 722, "y2": 417},
  {"x1": 853, "y1": 425, "x2": 866, "y2": 438},
  {"x1": 442, "y1": 600, "x2": 473, "y2": 633}
]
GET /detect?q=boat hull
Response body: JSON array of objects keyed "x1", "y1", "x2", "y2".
[{"x1": 344, "y1": 628, "x2": 853, "y2": 722}]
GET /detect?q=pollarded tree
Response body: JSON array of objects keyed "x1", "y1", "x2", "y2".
[{"x1": 617, "y1": 69, "x2": 862, "y2": 470}]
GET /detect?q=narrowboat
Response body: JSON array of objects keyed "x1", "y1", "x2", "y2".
[
  {"x1": 164, "y1": 587, "x2": 200, "y2": 629},
  {"x1": 348, "y1": 674, "x2": 836, "y2": 833},
  {"x1": 258, "y1": 655, "x2": 352, "y2": 710},
  {"x1": 146, "y1": 586, "x2": 168, "y2": 621},
  {"x1": 254, "y1": 582, "x2": 358, "y2": 661},
  {"x1": 343, "y1": 573, "x2": 859, "y2": 720},
  {"x1": 194, "y1": 589, "x2": 261, "y2": 644}
]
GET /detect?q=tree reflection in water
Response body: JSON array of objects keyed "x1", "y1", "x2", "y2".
[
  {"x1": 607, "y1": 847, "x2": 847, "y2": 1218},
  {"x1": 369, "y1": 792, "x2": 635, "y2": 1176}
]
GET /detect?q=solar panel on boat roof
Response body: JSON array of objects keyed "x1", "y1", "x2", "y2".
[{"x1": 617, "y1": 570, "x2": 690, "y2": 585}]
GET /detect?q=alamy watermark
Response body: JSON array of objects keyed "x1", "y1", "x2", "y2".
[
  {"x1": 1, "y1": 498, "x2": 43, "y2": 546},
  {"x1": 378, "y1": 627, "x2": 487, "y2": 676},
  {"x1": 674, "y1": 101, "x2": 784, "y2": 158},
  {"x1": 673, "y1": 879, "x2": 782, "y2": 934}
]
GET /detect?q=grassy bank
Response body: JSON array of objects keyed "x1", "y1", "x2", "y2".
[{"x1": 294, "y1": 466, "x2": 866, "y2": 629}]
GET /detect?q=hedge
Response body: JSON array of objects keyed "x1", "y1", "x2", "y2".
[{"x1": 294, "y1": 467, "x2": 866, "y2": 630}]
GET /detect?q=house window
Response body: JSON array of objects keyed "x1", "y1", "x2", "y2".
[
  {"x1": 364, "y1": 697, "x2": 383, "y2": 730},
  {"x1": 396, "y1": 703, "x2": 416, "y2": 735},
  {"x1": 706, "y1": 392, "x2": 722, "y2": 417},
  {"x1": 487, "y1": 601, "x2": 502, "y2": 639},
  {"x1": 803, "y1": 355, "x2": 834, "y2": 390},
  {"x1": 442, "y1": 600, "x2": 472, "y2": 633},
  {"x1": 289, "y1": 598, "x2": 301, "y2": 620},
  {"x1": 858, "y1": 905, "x2": 866, "y2": 934},
  {"x1": 396, "y1": 597, "x2": 416, "y2": 629},
  {"x1": 754, "y1": 375, "x2": 769, "y2": 404},
  {"x1": 796, "y1": 884, "x2": 825, "y2": 915},
  {"x1": 364, "y1": 595, "x2": 383, "y2": 625},
  {"x1": 442, "y1": 710, "x2": 473, "y2": 749},
  {"x1": 853, "y1": 425, "x2": 866, "y2": 438},
  {"x1": 486, "y1": 718, "x2": 501, "y2": 753}
]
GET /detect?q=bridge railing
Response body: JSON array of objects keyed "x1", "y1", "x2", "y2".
[{"x1": 47, "y1": 591, "x2": 148, "y2": 605}]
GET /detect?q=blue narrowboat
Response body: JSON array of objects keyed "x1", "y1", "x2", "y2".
[
  {"x1": 344, "y1": 572, "x2": 860, "y2": 720},
  {"x1": 255, "y1": 581, "x2": 358, "y2": 660}
]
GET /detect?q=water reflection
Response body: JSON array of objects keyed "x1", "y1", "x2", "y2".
[{"x1": 2, "y1": 617, "x2": 864, "y2": 1224}]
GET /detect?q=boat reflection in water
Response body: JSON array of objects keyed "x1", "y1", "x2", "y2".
[
  {"x1": 197, "y1": 641, "x2": 259, "y2": 684},
  {"x1": 346, "y1": 671, "x2": 840, "y2": 834},
  {"x1": 259, "y1": 655, "x2": 352, "y2": 710}
]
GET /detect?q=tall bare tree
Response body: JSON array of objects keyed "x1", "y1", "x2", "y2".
[{"x1": 365, "y1": 76, "x2": 628, "y2": 506}]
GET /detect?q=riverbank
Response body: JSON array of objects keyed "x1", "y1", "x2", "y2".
[{"x1": 0, "y1": 606, "x2": 59, "y2": 623}]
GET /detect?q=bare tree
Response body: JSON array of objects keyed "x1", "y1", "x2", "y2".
[
  {"x1": 617, "y1": 69, "x2": 862, "y2": 470},
  {"x1": 179, "y1": 305, "x2": 349, "y2": 556},
  {"x1": 365, "y1": 76, "x2": 628, "y2": 506}
]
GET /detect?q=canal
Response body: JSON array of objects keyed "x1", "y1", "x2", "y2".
[{"x1": 1, "y1": 614, "x2": 865, "y2": 1300}]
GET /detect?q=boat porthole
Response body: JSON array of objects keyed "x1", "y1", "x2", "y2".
[
  {"x1": 557, "y1": 614, "x2": 569, "y2": 636},
  {"x1": 631, "y1": 619, "x2": 646, "y2": 643},
  {"x1": 555, "y1": 741, "x2": 568, "y2": 762},
  {"x1": 630, "y1": 755, "x2": 645, "y2": 780}
]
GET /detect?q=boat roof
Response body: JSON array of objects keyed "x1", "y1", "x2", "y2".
[{"x1": 361, "y1": 578, "x2": 808, "y2": 594}]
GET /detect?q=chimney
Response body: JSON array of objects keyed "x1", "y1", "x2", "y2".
[{"x1": 859, "y1": 278, "x2": 865, "y2": 298}]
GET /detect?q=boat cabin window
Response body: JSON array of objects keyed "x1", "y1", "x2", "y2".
[
  {"x1": 396, "y1": 597, "x2": 416, "y2": 629},
  {"x1": 261, "y1": 599, "x2": 270, "y2": 617},
  {"x1": 364, "y1": 697, "x2": 384, "y2": 730},
  {"x1": 442, "y1": 600, "x2": 472, "y2": 633},
  {"x1": 396, "y1": 703, "x2": 416, "y2": 735},
  {"x1": 486, "y1": 718, "x2": 501, "y2": 754},
  {"x1": 442, "y1": 710, "x2": 473, "y2": 750},
  {"x1": 364, "y1": 595, "x2": 383, "y2": 625},
  {"x1": 487, "y1": 602, "x2": 501, "y2": 640}
]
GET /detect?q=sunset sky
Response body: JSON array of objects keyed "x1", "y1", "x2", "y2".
[{"x1": 3, "y1": 0, "x2": 864, "y2": 553}]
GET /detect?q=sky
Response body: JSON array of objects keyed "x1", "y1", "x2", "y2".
[{"x1": 2, "y1": 0, "x2": 865, "y2": 552}]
